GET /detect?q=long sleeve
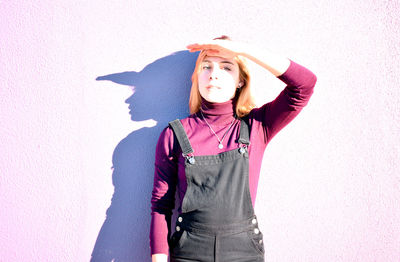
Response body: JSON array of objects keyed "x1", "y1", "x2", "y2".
[
  {"x1": 252, "y1": 59, "x2": 317, "y2": 142},
  {"x1": 150, "y1": 127, "x2": 178, "y2": 255}
]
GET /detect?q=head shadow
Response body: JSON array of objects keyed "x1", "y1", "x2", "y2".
[
  {"x1": 97, "y1": 50, "x2": 198, "y2": 124},
  {"x1": 90, "y1": 50, "x2": 198, "y2": 261}
]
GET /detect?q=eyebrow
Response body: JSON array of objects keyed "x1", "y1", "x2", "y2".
[{"x1": 203, "y1": 59, "x2": 235, "y2": 65}]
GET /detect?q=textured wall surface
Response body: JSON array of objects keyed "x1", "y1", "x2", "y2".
[{"x1": 1, "y1": 1, "x2": 399, "y2": 261}]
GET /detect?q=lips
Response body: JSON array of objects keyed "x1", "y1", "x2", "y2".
[{"x1": 206, "y1": 85, "x2": 221, "y2": 90}]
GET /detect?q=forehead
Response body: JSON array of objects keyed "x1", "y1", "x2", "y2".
[{"x1": 202, "y1": 55, "x2": 238, "y2": 66}]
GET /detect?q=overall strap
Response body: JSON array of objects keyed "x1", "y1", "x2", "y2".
[
  {"x1": 169, "y1": 119, "x2": 194, "y2": 156},
  {"x1": 238, "y1": 117, "x2": 250, "y2": 146}
]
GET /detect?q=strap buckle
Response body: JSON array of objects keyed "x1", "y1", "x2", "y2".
[
  {"x1": 238, "y1": 144, "x2": 248, "y2": 154},
  {"x1": 182, "y1": 152, "x2": 196, "y2": 165}
]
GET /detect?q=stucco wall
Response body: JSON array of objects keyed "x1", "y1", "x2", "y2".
[{"x1": 1, "y1": 1, "x2": 399, "y2": 261}]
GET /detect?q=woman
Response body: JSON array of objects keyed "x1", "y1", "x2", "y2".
[{"x1": 150, "y1": 36, "x2": 317, "y2": 262}]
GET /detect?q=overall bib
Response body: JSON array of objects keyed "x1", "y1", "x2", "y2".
[{"x1": 168, "y1": 118, "x2": 265, "y2": 262}]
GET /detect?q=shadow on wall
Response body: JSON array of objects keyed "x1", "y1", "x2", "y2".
[{"x1": 91, "y1": 50, "x2": 198, "y2": 262}]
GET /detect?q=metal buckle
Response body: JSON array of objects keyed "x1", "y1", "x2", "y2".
[
  {"x1": 182, "y1": 152, "x2": 195, "y2": 164},
  {"x1": 239, "y1": 144, "x2": 248, "y2": 154}
]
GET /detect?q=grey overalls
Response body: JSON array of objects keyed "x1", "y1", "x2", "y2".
[{"x1": 168, "y1": 118, "x2": 265, "y2": 262}]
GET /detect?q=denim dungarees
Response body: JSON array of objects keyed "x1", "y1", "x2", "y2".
[{"x1": 168, "y1": 118, "x2": 265, "y2": 262}]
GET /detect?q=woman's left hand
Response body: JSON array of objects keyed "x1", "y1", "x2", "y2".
[{"x1": 186, "y1": 38, "x2": 246, "y2": 58}]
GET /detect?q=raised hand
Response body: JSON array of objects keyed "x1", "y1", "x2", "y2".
[{"x1": 186, "y1": 38, "x2": 246, "y2": 58}]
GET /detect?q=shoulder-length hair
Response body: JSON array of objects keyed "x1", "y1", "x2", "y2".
[{"x1": 188, "y1": 48, "x2": 255, "y2": 118}]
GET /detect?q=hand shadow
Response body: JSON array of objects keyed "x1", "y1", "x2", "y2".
[{"x1": 90, "y1": 50, "x2": 198, "y2": 261}]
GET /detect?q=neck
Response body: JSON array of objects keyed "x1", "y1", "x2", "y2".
[{"x1": 197, "y1": 98, "x2": 236, "y2": 126}]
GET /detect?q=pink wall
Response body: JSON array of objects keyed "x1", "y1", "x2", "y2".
[{"x1": 1, "y1": 1, "x2": 399, "y2": 261}]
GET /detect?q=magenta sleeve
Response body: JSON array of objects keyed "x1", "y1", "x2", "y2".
[
  {"x1": 150, "y1": 127, "x2": 178, "y2": 255},
  {"x1": 252, "y1": 59, "x2": 317, "y2": 142}
]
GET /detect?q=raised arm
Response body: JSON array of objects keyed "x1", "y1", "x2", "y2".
[
  {"x1": 259, "y1": 59, "x2": 317, "y2": 140},
  {"x1": 187, "y1": 38, "x2": 317, "y2": 142},
  {"x1": 237, "y1": 44, "x2": 316, "y2": 140},
  {"x1": 187, "y1": 38, "x2": 290, "y2": 77}
]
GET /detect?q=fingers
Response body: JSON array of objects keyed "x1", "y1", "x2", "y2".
[
  {"x1": 186, "y1": 39, "x2": 240, "y2": 58},
  {"x1": 186, "y1": 42, "x2": 227, "y2": 54},
  {"x1": 186, "y1": 45, "x2": 210, "y2": 53},
  {"x1": 186, "y1": 44, "x2": 201, "y2": 52},
  {"x1": 187, "y1": 43, "x2": 215, "y2": 50},
  {"x1": 203, "y1": 49, "x2": 220, "y2": 55},
  {"x1": 187, "y1": 48, "x2": 219, "y2": 55}
]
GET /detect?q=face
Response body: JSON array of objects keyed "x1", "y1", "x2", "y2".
[{"x1": 198, "y1": 55, "x2": 241, "y2": 103}]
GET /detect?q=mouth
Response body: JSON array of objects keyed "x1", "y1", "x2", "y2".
[{"x1": 206, "y1": 85, "x2": 221, "y2": 90}]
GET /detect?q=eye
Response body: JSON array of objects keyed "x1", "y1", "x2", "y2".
[
  {"x1": 222, "y1": 66, "x2": 232, "y2": 71},
  {"x1": 202, "y1": 65, "x2": 211, "y2": 70}
]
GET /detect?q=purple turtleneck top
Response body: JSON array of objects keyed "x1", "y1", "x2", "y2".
[{"x1": 150, "y1": 59, "x2": 317, "y2": 255}]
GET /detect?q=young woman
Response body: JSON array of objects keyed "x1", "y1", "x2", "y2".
[{"x1": 150, "y1": 36, "x2": 317, "y2": 262}]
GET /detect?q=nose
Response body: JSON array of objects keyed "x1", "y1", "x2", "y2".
[{"x1": 209, "y1": 68, "x2": 219, "y2": 80}]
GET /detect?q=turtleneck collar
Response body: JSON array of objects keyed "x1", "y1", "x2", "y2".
[{"x1": 197, "y1": 97, "x2": 237, "y2": 126}]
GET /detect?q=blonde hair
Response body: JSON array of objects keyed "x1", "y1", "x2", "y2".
[{"x1": 188, "y1": 50, "x2": 255, "y2": 118}]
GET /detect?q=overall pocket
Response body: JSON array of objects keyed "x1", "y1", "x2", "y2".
[
  {"x1": 247, "y1": 228, "x2": 265, "y2": 255},
  {"x1": 169, "y1": 229, "x2": 188, "y2": 251}
]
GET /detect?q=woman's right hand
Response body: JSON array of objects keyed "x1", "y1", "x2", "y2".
[{"x1": 151, "y1": 253, "x2": 168, "y2": 262}]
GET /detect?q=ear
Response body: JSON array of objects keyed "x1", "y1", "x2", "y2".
[{"x1": 238, "y1": 82, "x2": 244, "y2": 88}]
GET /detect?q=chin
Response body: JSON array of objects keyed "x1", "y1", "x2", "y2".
[
  {"x1": 200, "y1": 90, "x2": 234, "y2": 103},
  {"x1": 204, "y1": 97, "x2": 231, "y2": 103}
]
